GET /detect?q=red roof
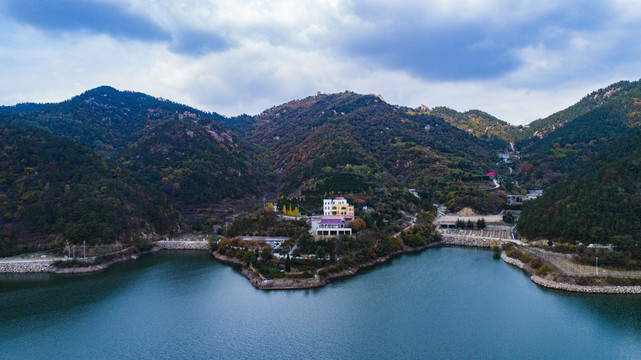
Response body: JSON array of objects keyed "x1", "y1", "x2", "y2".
[
  {"x1": 486, "y1": 172, "x2": 496, "y2": 177},
  {"x1": 353, "y1": 199, "x2": 366, "y2": 203},
  {"x1": 334, "y1": 197, "x2": 345, "y2": 200}
]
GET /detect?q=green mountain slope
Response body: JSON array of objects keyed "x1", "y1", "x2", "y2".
[
  {"x1": 421, "y1": 106, "x2": 521, "y2": 142},
  {"x1": 517, "y1": 80, "x2": 641, "y2": 188},
  {"x1": 523, "y1": 80, "x2": 640, "y2": 139},
  {"x1": 119, "y1": 117, "x2": 261, "y2": 218},
  {"x1": 517, "y1": 130, "x2": 641, "y2": 250},
  {"x1": 0, "y1": 123, "x2": 180, "y2": 256},
  {"x1": 0, "y1": 86, "x2": 227, "y2": 157},
  {"x1": 244, "y1": 92, "x2": 508, "y2": 213}
]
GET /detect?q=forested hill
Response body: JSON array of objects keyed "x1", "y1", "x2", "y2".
[
  {"x1": 0, "y1": 86, "x2": 227, "y2": 157},
  {"x1": 0, "y1": 123, "x2": 180, "y2": 256},
  {"x1": 119, "y1": 117, "x2": 261, "y2": 215},
  {"x1": 238, "y1": 92, "x2": 508, "y2": 213},
  {"x1": 420, "y1": 106, "x2": 521, "y2": 142},
  {"x1": 517, "y1": 130, "x2": 641, "y2": 250},
  {"x1": 522, "y1": 80, "x2": 641, "y2": 140},
  {"x1": 516, "y1": 80, "x2": 641, "y2": 188}
]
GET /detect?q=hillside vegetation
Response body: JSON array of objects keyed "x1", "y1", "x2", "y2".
[
  {"x1": 0, "y1": 123, "x2": 179, "y2": 256},
  {"x1": 0, "y1": 86, "x2": 228, "y2": 157},
  {"x1": 518, "y1": 130, "x2": 641, "y2": 255},
  {"x1": 424, "y1": 106, "x2": 520, "y2": 142},
  {"x1": 119, "y1": 117, "x2": 260, "y2": 214},
  {"x1": 517, "y1": 80, "x2": 641, "y2": 188},
  {"x1": 244, "y1": 92, "x2": 508, "y2": 213}
]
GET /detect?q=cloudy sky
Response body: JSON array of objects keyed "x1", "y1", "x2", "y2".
[{"x1": 1, "y1": 0, "x2": 640, "y2": 124}]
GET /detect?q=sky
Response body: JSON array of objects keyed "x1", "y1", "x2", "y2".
[{"x1": 1, "y1": 0, "x2": 640, "y2": 125}]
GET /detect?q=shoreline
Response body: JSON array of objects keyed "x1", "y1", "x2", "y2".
[
  {"x1": 212, "y1": 242, "x2": 443, "y2": 291},
  {"x1": 500, "y1": 252, "x2": 641, "y2": 294},
  {"x1": 0, "y1": 240, "x2": 207, "y2": 274},
  {"x1": 3, "y1": 237, "x2": 641, "y2": 294}
]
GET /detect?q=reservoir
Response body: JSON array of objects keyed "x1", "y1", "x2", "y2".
[{"x1": 1, "y1": 247, "x2": 640, "y2": 359}]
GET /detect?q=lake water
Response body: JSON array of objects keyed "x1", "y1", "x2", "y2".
[{"x1": 1, "y1": 247, "x2": 641, "y2": 359}]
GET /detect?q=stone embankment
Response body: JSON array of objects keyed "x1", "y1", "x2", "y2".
[
  {"x1": 154, "y1": 240, "x2": 208, "y2": 250},
  {"x1": 441, "y1": 235, "x2": 508, "y2": 248},
  {"x1": 530, "y1": 276, "x2": 641, "y2": 294},
  {"x1": 0, "y1": 240, "x2": 208, "y2": 274},
  {"x1": 500, "y1": 252, "x2": 525, "y2": 268},
  {"x1": 500, "y1": 252, "x2": 641, "y2": 294},
  {"x1": 0, "y1": 260, "x2": 54, "y2": 273}
]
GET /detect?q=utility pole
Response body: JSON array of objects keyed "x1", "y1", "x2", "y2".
[
  {"x1": 596, "y1": 256, "x2": 599, "y2": 276},
  {"x1": 263, "y1": 195, "x2": 266, "y2": 209},
  {"x1": 83, "y1": 241, "x2": 86, "y2": 259},
  {"x1": 73, "y1": 246, "x2": 75, "y2": 259}
]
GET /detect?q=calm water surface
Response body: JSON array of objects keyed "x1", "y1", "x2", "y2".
[{"x1": 1, "y1": 247, "x2": 641, "y2": 359}]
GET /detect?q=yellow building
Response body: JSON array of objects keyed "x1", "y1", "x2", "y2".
[{"x1": 324, "y1": 197, "x2": 354, "y2": 218}]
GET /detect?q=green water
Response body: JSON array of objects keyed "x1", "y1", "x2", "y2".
[{"x1": 1, "y1": 247, "x2": 640, "y2": 359}]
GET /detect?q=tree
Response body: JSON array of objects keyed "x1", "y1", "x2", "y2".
[
  {"x1": 242, "y1": 250, "x2": 254, "y2": 265},
  {"x1": 455, "y1": 219, "x2": 465, "y2": 229},
  {"x1": 293, "y1": 207, "x2": 299, "y2": 217},
  {"x1": 282, "y1": 205, "x2": 287, "y2": 214},
  {"x1": 503, "y1": 212, "x2": 515, "y2": 224},
  {"x1": 604, "y1": 251, "x2": 626, "y2": 267},
  {"x1": 476, "y1": 218, "x2": 486, "y2": 230},
  {"x1": 348, "y1": 218, "x2": 366, "y2": 230},
  {"x1": 261, "y1": 247, "x2": 272, "y2": 261},
  {"x1": 466, "y1": 220, "x2": 474, "y2": 229},
  {"x1": 285, "y1": 254, "x2": 291, "y2": 272}
]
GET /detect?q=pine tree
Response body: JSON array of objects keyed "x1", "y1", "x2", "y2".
[
  {"x1": 293, "y1": 207, "x2": 299, "y2": 217},
  {"x1": 285, "y1": 254, "x2": 291, "y2": 272}
]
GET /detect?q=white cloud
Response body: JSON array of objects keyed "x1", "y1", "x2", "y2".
[{"x1": 1, "y1": 0, "x2": 641, "y2": 125}]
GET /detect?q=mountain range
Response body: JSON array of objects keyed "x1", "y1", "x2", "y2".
[{"x1": 1, "y1": 80, "x2": 640, "y2": 254}]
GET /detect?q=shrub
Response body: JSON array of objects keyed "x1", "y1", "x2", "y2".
[
  {"x1": 529, "y1": 257, "x2": 544, "y2": 269},
  {"x1": 521, "y1": 253, "x2": 532, "y2": 263},
  {"x1": 536, "y1": 263, "x2": 550, "y2": 276},
  {"x1": 576, "y1": 277, "x2": 593, "y2": 285},
  {"x1": 506, "y1": 249, "x2": 522, "y2": 260}
]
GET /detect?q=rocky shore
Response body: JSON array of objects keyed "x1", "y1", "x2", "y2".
[
  {"x1": 154, "y1": 240, "x2": 208, "y2": 250},
  {"x1": 500, "y1": 252, "x2": 641, "y2": 294},
  {"x1": 440, "y1": 235, "x2": 509, "y2": 248},
  {"x1": 0, "y1": 259, "x2": 55, "y2": 273}
]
